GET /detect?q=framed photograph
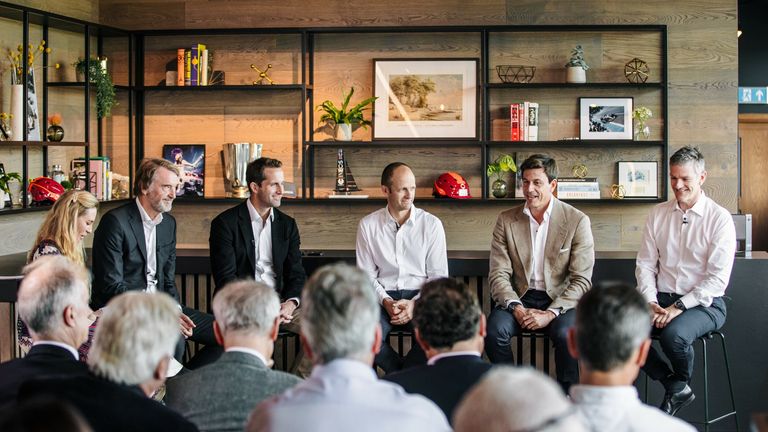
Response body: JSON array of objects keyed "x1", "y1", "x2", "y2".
[
  {"x1": 579, "y1": 97, "x2": 633, "y2": 140},
  {"x1": 373, "y1": 58, "x2": 478, "y2": 139},
  {"x1": 618, "y1": 161, "x2": 658, "y2": 198},
  {"x1": 163, "y1": 144, "x2": 205, "y2": 198}
]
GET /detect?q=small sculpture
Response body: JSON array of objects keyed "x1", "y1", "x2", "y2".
[
  {"x1": 611, "y1": 184, "x2": 626, "y2": 199},
  {"x1": 572, "y1": 164, "x2": 588, "y2": 179},
  {"x1": 250, "y1": 63, "x2": 275, "y2": 85},
  {"x1": 624, "y1": 58, "x2": 650, "y2": 84}
]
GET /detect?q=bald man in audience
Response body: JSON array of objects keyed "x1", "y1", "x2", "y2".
[
  {"x1": 19, "y1": 292, "x2": 198, "y2": 432},
  {"x1": 0, "y1": 256, "x2": 91, "y2": 407},
  {"x1": 166, "y1": 280, "x2": 301, "y2": 432}
]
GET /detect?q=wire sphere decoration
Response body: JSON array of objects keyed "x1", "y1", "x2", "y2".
[
  {"x1": 496, "y1": 65, "x2": 536, "y2": 83},
  {"x1": 611, "y1": 184, "x2": 626, "y2": 199},
  {"x1": 572, "y1": 164, "x2": 589, "y2": 179},
  {"x1": 624, "y1": 58, "x2": 650, "y2": 84}
]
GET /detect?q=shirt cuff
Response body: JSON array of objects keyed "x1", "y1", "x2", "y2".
[
  {"x1": 505, "y1": 299, "x2": 522, "y2": 309},
  {"x1": 679, "y1": 293, "x2": 699, "y2": 309},
  {"x1": 286, "y1": 297, "x2": 300, "y2": 307},
  {"x1": 547, "y1": 308, "x2": 561, "y2": 317}
]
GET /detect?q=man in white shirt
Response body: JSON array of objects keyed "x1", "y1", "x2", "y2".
[
  {"x1": 486, "y1": 154, "x2": 594, "y2": 392},
  {"x1": 567, "y1": 283, "x2": 696, "y2": 431},
  {"x1": 356, "y1": 162, "x2": 448, "y2": 373},
  {"x1": 636, "y1": 146, "x2": 736, "y2": 416},
  {"x1": 247, "y1": 263, "x2": 450, "y2": 432},
  {"x1": 166, "y1": 279, "x2": 301, "y2": 431}
]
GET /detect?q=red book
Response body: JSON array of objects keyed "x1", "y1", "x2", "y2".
[{"x1": 510, "y1": 104, "x2": 521, "y2": 141}]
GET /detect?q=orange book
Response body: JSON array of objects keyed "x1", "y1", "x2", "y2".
[{"x1": 176, "y1": 49, "x2": 185, "y2": 86}]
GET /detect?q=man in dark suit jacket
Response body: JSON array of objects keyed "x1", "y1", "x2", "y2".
[
  {"x1": 384, "y1": 278, "x2": 492, "y2": 423},
  {"x1": 91, "y1": 158, "x2": 216, "y2": 358},
  {"x1": 210, "y1": 157, "x2": 306, "y2": 305},
  {"x1": 166, "y1": 280, "x2": 301, "y2": 431},
  {"x1": 19, "y1": 292, "x2": 198, "y2": 432},
  {"x1": 0, "y1": 257, "x2": 91, "y2": 407}
]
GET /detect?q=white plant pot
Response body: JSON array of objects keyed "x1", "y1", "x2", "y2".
[
  {"x1": 335, "y1": 123, "x2": 353, "y2": 141},
  {"x1": 566, "y1": 66, "x2": 586, "y2": 84},
  {"x1": 0, "y1": 189, "x2": 5, "y2": 209}
]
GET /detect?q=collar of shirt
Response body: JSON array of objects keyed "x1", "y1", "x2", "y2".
[
  {"x1": 135, "y1": 197, "x2": 163, "y2": 226},
  {"x1": 673, "y1": 191, "x2": 707, "y2": 218},
  {"x1": 427, "y1": 350, "x2": 481, "y2": 366},
  {"x1": 247, "y1": 199, "x2": 275, "y2": 224},
  {"x1": 311, "y1": 358, "x2": 378, "y2": 381},
  {"x1": 522, "y1": 196, "x2": 555, "y2": 224},
  {"x1": 33, "y1": 340, "x2": 79, "y2": 360},
  {"x1": 569, "y1": 385, "x2": 640, "y2": 406},
  {"x1": 226, "y1": 346, "x2": 268, "y2": 366},
  {"x1": 383, "y1": 204, "x2": 418, "y2": 230}
]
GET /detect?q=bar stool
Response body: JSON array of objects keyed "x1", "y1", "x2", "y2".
[
  {"x1": 275, "y1": 330, "x2": 301, "y2": 371},
  {"x1": 514, "y1": 331, "x2": 551, "y2": 374}
]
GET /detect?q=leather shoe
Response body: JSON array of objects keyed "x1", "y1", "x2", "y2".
[{"x1": 660, "y1": 385, "x2": 695, "y2": 416}]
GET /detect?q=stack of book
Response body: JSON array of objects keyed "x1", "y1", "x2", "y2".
[
  {"x1": 175, "y1": 44, "x2": 210, "y2": 86},
  {"x1": 556, "y1": 177, "x2": 600, "y2": 199},
  {"x1": 510, "y1": 102, "x2": 539, "y2": 141},
  {"x1": 71, "y1": 156, "x2": 112, "y2": 201}
]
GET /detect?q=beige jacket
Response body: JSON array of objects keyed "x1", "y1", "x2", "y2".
[{"x1": 489, "y1": 199, "x2": 594, "y2": 311}]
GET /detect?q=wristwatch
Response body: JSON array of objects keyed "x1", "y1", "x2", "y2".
[{"x1": 673, "y1": 299, "x2": 687, "y2": 311}]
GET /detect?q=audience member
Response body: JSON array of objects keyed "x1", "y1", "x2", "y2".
[
  {"x1": 453, "y1": 367, "x2": 586, "y2": 432},
  {"x1": 568, "y1": 283, "x2": 695, "y2": 431},
  {"x1": 636, "y1": 146, "x2": 736, "y2": 415},
  {"x1": 0, "y1": 257, "x2": 91, "y2": 407},
  {"x1": 17, "y1": 190, "x2": 98, "y2": 358},
  {"x1": 486, "y1": 154, "x2": 594, "y2": 392},
  {"x1": 356, "y1": 162, "x2": 448, "y2": 373},
  {"x1": 166, "y1": 280, "x2": 301, "y2": 431},
  {"x1": 0, "y1": 397, "x2": 93, "y2": 432},
  {"x1": 248, "y1": 263, "x2": 449, "y2": 432},
  {"x1": 18, "y1": 292, "x2": 198, "y2": 432},
  {"x1": 384, "y1": 278, "x2": 491, "y2": 422}
]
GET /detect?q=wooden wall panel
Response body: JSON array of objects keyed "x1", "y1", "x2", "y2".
[{"x1": 5, "y1": 0, "x2": 98, "y2": 23}]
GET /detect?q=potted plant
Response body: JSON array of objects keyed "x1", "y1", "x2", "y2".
[
  {"x1": 0, "y1": 171, "x2": 22, "y2": 208},
  {"x1": 316, "y1": 87, "x2": 377, "y2": 141},
  {"x1": 633, "y1": 106, "x2": 653, "y2": 140},
  {"x1": 74, "y1": 57, "x2": 117, "y2": 118},
  {"x1": 486, "y1": 153, "x2": 517, "y2": 198},
  {"x1": 565, "y1": 45, "x2": 589, "y2": 83}
]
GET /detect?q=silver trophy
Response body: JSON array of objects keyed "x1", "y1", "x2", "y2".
[{"x1": 223, "y1": 143, "x2": 262, "y2": 198}]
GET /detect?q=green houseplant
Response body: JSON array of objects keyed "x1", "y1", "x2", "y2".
[
  {"x1": 74, "y1": 57, "x2": 117, "y2": 118},
  {"x1": 565, "y1": 45, "x2": 589, "y2": 83},
  {"x1": 316, "y1": 87, "x2": 377, "y2": 141},
  {"x1": 486, "y1": 154, "x2": 517, "y2": 198}
]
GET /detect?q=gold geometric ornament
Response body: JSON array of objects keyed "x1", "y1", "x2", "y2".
[{"x1": 624, "y1": 58, "x2": 649, "y2": 84}]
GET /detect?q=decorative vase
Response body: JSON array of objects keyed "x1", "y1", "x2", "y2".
[
  {"x1": 335, "y1": 123, "x2": 353, "y2": 141},
  {"x1": 492, "y1": 179, "x2": 508, "y2": 198},
  {"x1": 566, "y1": 66, "x2": 586, "y2": 84},
  {"x1": 46, "y1": 125, "x2": 65, "y2": 142},
  {"x1": 634, "y1": 122, "x2": 650, "y2": 140},
  {"x1": 7, "y1": 179, "x2": 22, "y2": 208},
  {"x1": 0, "y1": 189, "x2": 5, "y2": 209},
  {"x1": 10, "y1": 84, "x2": 23, "y2": 141}
]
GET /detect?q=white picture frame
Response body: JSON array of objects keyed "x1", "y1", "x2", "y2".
[
  {"x1": 618, "y1": 161, "x2": 658, "y2": 198},
  {"x1": 579, "y1": 97, "x2": 633, "y2": 140}
]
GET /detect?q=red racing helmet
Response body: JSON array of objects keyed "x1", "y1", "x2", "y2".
[
  {"x1": 433, "y1": 172, "x2": 472, "y2": 199},
  {"x1": 29, "y1": 177, "x2": 65, "y2": 204}
]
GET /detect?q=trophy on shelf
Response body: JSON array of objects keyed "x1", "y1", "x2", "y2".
[
  {"x1": 329, "y1": 148, "x2": 367, "y2": 199},
  {"x1": 223, "y1": 142, "x2": 262, "y2": 198}
]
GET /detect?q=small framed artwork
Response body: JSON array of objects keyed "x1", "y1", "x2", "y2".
[
  {"x1": 618, "y1": 161, "x2": 658, "y2": 197},
  {"x1": 579, "y1": 97, "x2": 633, "y2": 140},
  {"x1": 373, "y1": 58, "x2": 478, "y2": 139},
  {"x1": 163, "y1": 144, "x2": 205, "y2": 198}
]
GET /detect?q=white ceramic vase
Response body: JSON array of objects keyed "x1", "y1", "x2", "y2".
[
  {"x1": 566, "y1": 66, "x2": 586, "y2": 84},
  {"x1": 335, "y1": 123, "x2": 353, "y2": 141}
]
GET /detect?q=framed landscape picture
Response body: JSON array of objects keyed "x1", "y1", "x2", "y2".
[
  {"x1": 617, "y1": 161, "x2": 658, "y2": 197},
  {"x1": 579, "y1": 97, "x2": 633, "y2": 140},
  {"x1": 373, "y1": 58, "x2": 478, "y2": 139},
  {"x1": 162, "y1": 144, "x2": 205, "y2": 198}
]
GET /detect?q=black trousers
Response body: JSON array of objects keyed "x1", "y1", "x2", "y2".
[
  {"x1": 375, "y1": 289, "x2": 427, "y2": 374},
  {"x1": 485, "y1": 290, "x2": 578, "y2": 393},
  {"x1": 642, "y1": 293, "x2": 727, "y2": 393}
]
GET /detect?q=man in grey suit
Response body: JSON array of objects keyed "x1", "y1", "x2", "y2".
[
  {"x1": 485, "y1": 154, "x2": 595, "y2": 393},
  {"x1": 165, "y1": 280, "x2": 301, "y2": 432}
]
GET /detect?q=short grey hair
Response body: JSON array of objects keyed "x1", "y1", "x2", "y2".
[
  {"x1": 301, "y1": 263, "x2": 379, "y2": 364},
  {"x1": 17, "y1": 256, "x2": 89, "y2": 337},
  {"x1": 453, "y1": 367, "x2": 585, "y2": 432},
  {"x1": 88, "y1": 292, "x2": 179, "y2": 385},
  {"x1": 670, "y1": 146, "x2": 706, "y2": 174},
  {"x1": 212, "y1": 279, "x2": 280, "y2": 336}
]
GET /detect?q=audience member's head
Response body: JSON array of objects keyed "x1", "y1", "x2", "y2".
[
  {"x1": 413, "y1": 278, "x2": 485, "y2": 355},
  {"x1": 88, "y1": 292, "x2": 179, "y2": 395},
  {"x1": 568, "y1": 282, "x2": 651, "y2": 383},
  {"x1": 0, "y1": 397, "x2": 92, "y2": 432},
  {"x1": 28, "y1": 190, "x2": 99, "y2": 266},
  {"x1": 17, "y1": 256, "x2": 93, "y2": 350},
  {"x1": 453, "y1": 367, "x2": 585, "y2": 432},
  {"x1": 212, "y1": 279, "x2": 281, "y2": 350},
  {"x1": 300, "y1": 263, "x2": 380, "y2": 365}
]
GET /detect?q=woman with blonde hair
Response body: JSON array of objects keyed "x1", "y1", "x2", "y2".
[{"x1": 18, "y1": 189, "x2": 99, "y2": 358}]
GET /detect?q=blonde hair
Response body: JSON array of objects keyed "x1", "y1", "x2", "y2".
[{"x1": 29, "y1": 190, "x2": 99, "y2": 266}]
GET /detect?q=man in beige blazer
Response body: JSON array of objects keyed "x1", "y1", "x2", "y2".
[{"x1": 485, "y1": 154, "x2": 594, "y2": 392}]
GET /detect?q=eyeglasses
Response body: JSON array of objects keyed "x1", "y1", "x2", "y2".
[{"x1": 507, "y1": 406, "x2": 578, "y2": 432}]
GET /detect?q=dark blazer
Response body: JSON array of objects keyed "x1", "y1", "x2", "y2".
[
  {"x1": 0, "y1": 344, "x2": 88, "y2": 408},
  {"x1": 166, "y1": 350, "x2": 301, "y2": 432},
  {"x1": 91, "y1": 201, "x2": 178, "y2": 309},
  {"x1": 209, "y1": 202, "x2": 306, "y2": 300},
  {"x1": 18, "y1": 372, "x2": 198, "y2": 432},
  {"x1": 383, "y1": 354, "x2": 492, "y2": 423}
]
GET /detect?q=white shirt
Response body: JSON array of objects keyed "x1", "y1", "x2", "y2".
[
  {"x1": 571, "y1": 385, "x2": 695, "y2": 432},
  {"x1": 136, "y1": 198, "x2": 163, "y2": 294},
  {"x1": 523, "y1": 197, "x2": 554, "y2": 291},
  {"x1": 252, "y1": 359, "x2": 450, "y2": 432},
  {"x1": 356, "y1": 206, "x2": 448, "y2": 304},
  {"x1": 636, "y1": 193, "x2": 736, "y2": 308},
  {"x1": 246, "y1": 199, "x2": 276, "y2": 289},
  {"x1": 226, "y1": 346, "x2": 268, "y2": 367},
  {"x1": 427, "y1": 350, "x2": 481, "y2": 366},
  {"x1": 33, "y1": 340, "x2": 79, "y2": 360}
]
